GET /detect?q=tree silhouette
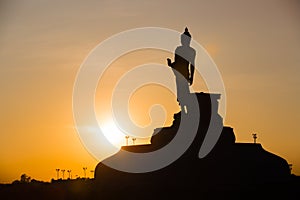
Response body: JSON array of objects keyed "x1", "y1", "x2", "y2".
[
  {"x1": 55, "y1": 169, "x2": 60, "y2": 180},
  {"x1": 20, "y1": 174, "x2": 31, "y2": 183}
]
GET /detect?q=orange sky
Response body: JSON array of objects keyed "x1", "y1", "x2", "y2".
[{"x1": 0, "y1": 0, "x2": 299, "y2": 183}]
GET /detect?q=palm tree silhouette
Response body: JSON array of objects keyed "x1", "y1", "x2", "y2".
[{"x1": 55, "y1": 169, "x2": 60, "y2": 180}]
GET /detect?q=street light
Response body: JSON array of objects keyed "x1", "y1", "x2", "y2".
[
  {"x1": 125, "y1": 135, "x2": 130, "y2": 146},
  {"x1": 61, "y1": 169, "x2": 65, "y2": 179},
  {"x1": 252, "y1": 133, "x2": 257, "y2": 144},
  {"x1": 67, "y1": 170, "x2": 71, "y2": 179},
  {"x1": 132, "y1": 137, "x2": 136, "y2": 145},
  {"x1": 83, "y1": 167, "x2": 87, "y2": 178},
  {"x1": 55, "y1": 169, "x2": 60, "y2": 180},
  {"x1": 90, "y1": 170, "x2": 95, "y2": 178}
]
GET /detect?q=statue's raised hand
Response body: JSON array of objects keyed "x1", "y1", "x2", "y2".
[{"x1": 167, "y1": 58, "x2": 172, "y2": 67}]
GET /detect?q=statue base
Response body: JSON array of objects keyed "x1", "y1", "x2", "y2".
[{"x1": 93, "y1": 93, "x2": 290, "y2": 199}]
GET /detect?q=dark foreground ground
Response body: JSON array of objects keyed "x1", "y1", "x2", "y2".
[{"x1": 1, "y1": 175, "x2": 299, "y2": 200}]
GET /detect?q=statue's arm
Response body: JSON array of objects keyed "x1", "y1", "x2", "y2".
[
  {"x1": 167, "y1": 58, "x2": 173, "y2": 67},
  {"x1": 168, "y1": 47, "x2": 180, "y2": 67}
]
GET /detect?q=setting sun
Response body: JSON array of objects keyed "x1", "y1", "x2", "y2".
[{"x1": 101, "y1": 120, "x2": 125, "y2": 148}]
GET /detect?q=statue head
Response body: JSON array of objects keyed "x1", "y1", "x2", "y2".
[{"x1": 181, "y1": 27, "x2": 192, "y2": 46}]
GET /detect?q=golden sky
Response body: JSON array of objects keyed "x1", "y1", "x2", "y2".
[{"x1": 0, "y1": 0, "x2": 299, "y2": 183}]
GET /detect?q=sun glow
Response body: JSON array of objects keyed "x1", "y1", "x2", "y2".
[{"x1": 101, "y1": 120, "x2": 126, "y2": 148}]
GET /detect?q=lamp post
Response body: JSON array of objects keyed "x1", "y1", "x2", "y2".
[
  {"x1": 252, "y1": 133, "x2": 257, "y2": 144},
  {"x1": 125, "y1": 135, "x2": 129, "y2": 146},
  {"x1": 132, "y1": 137, "x2": 136, "y2": 145},
  {"x1": 83, "y1": 167, "x2": 87, "y2": 179},
  {"x1": 61, "y1": 169, "x2": 65, "y2": 179},
  {"x1": 55, "y1": 169, "x2": 60, "y2": 180},
  {"x1": 90, "y1": 170, "x2": 95, "y2": 178},
  {"x1": 67, "y1": 170, "x2": 71, "y2": 179}
]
